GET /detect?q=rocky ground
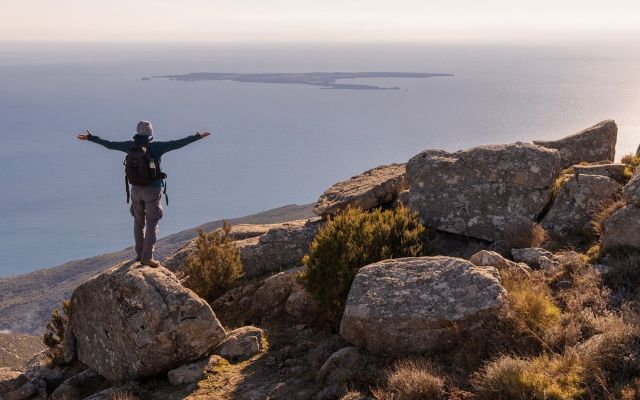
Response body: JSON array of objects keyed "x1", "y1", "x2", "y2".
[{"x1": 4, "y1": 119, "x2": 640, "y2": 400}]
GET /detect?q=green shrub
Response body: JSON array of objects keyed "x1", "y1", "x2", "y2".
[
  {"x1": 184, "y1": 223, "x2": 243, "y2": 301},
  {"x1": 300, "y1": 206, "x2": 428, "y2": 322},
  {"x1": 42, "y1": 300, "x2": 70, "y2": 366}
]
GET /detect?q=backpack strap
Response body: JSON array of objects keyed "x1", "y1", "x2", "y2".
[
  {"x1": 125, "y1": 176, "x2": 130, "y2": 204},
  {"x1": 162, "y1": 179, "x2": 169, "y2": 206}
]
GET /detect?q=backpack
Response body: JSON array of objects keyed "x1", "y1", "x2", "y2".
[{"x1": 124, "y1": 144, "x2": 169, "y2": 204}]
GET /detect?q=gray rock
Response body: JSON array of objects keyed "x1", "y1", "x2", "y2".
[
  {"x1": 250, "y1": 267, "x2": 302, "y2": 316},
  {"x1": 542, "y1": 174, "x2": 620, "y2": 240},
  {"x1": 314, "y1": 164, "x2": 408, "y2": 217},
  {"x1": 50, "y1": 369, "x2": 109, "y2": 400},
  {"x1": 63, "y1": 261, "x2": 226, "y2": 381},
  {"x1": 238, "y1": 219, "x2": 323, "y2": 278},
  {"x1": 468, "y1": 250, "x2": 532, "y2": 278},
  {"x1": 511, "y1": 247, "x2": 559, "y2": 272},
  {"x1": 317, "y1": 347, "x2": 364, "y2": 385},
  {"x1": 0, "y1": 368, "x2": 37, "y2": 400},
  {"x1": 623, "y1": 168, "x2": 640, "y2": 207},
  {"x1": 602, "y1": 205, "x2": 640, "y2": 251},
  {"x1": 167, "y1": 355, "x2": 224, "y2": 385},
  {"x1": 340, "y1": 257, "x2": 507, "y2": 354},
  {"x1": 393, "y1": 189, "x2": 410, "y2": 208},
  {"x1": 407, "y1": 142, "x2": 561, "y2": 242},
  {"x1": 534, "y1": 120, "x2": 617, "y2": 169},
  {"x1": 214, "y1": 326, "x2": 264, "y2": 361},
  {"x1": 573, "y1": 163, "x2": 626, "y2": 183},
  {"x1": 284, "y1": 281, "x2": 319, "y2": 319}
]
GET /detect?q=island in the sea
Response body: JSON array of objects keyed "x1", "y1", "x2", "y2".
[{"x1": 149, "y1": 72, "x2": 453, "y2": 90}]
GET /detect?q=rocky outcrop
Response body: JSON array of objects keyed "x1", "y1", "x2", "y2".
[
  {"x1": 469, "y1": 250, "x2": 532, "y2": 278},
  {"x1": 340, "y1": 257, "x2": 507, "y2": 354},
  {"x1": 602, "y1": 205, "x2": 640, "y2": 252},
  {"x1": 238, "y1": 219, "x2": 323, "y2": 278},
  {"x1": 534, "y1": 120, "x2": 617, "y2": 169},
  {"x1": 249, "y1": 267, "x2": 303, "y2": 316},
  {"x1": 314, "y1": 164, "x2": 408, "y2": 217},
  {"x1": 214, "y1": 326, "x2": 264, "y2": 361},
  {"x1": 542, "y1": 174, "x2": 620, "y2": 240},
  {"x1": 317, "y1": 347, "x2": 365, "y2": 385},
  {"x1": 573, "y1": 163, "x2": 626, "y2": 183},
  {"x1": 0, "y1": 368, "x2": 38, "y2": 400},
  {"x1": 165, "y1": 219, "x2": 322, "y2": 278},
  {"x1": 622, "y1": 169, "x2": 640, "y2": 207},
  {"x1": 63, "y1": 261, "x2": 226, "y2": 381},
  {"x1": 407, "y1": 143, "x2": 561, "y2": 242}
]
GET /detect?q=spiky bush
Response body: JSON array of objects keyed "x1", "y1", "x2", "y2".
[
  {"x1": 300, "y1": 206, "x2": 429, "y2": 322},
  {"x1": 184, "y1": 223, "x2": 243, "y2": 301},
  {"x1": 373, "y1": 359, "x2": 445, "y2": 400},
  {"x1": 42, "y1": 300, "x2": 70, "y2": 366}
]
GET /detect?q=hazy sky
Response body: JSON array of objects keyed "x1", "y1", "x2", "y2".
[{"x1": 2, "y1": 0, "x2": 640, "y2": 43}]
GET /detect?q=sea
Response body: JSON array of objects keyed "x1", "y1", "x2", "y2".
[{"x1": 1, "y1": 41, "x2": 640, "y2": 277}]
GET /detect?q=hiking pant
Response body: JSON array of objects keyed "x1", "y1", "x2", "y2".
[{"x1": 130, "y1": 185, "x2": 163, "y2": 262}]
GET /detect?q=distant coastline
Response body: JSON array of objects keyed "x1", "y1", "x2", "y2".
[{"x1": 147, "y1": 72, "x2": 454, "y2": 90}]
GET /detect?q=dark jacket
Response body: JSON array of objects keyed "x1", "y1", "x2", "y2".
[{"x1": 88, "y1": 133, "x2": 201, "y2": 187}]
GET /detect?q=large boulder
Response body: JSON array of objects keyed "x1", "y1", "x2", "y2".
[
  {"x1": 340, "y1": 257, "x2": 507, "y2": 354},
  {"x1": 238, "y1": 219, "x2": 323, "y2": 278},
  {"x1": 602, "y1": 205, "x2": 640, "y2": 252},
  {"x1": 314, "y1": 164, "x2": 408, "y2": 217},
  {"x1": 534, "y1": 120, "x2": 617, "y2": 169},
  {"x1": 542, "y1": 174, "x2": 620, "y2": 240},
  {"x1": 63, "y1": 261, "x2": 226, "y2": 381},
  {"x1": 406, "y1": 143, "x2": 561, "y2": 242}
]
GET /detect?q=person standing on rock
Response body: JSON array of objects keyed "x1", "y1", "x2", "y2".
[{"x1": 77, "y1": 121, "x2": 211, "y2": 267}]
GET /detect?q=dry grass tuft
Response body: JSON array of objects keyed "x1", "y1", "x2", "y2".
[
  {"x1": 109, "y1": 391, "x2": 140, "y2": 400},
  {"x1": 340, "y1": 391, "x2": 368, "y2": 400},
  {"x1": 602, "y1": 253, "x2": 640, "y2": 305},
  {"x1": 472, "y1": 350, "x2": 586, "y2": 400},
  {"x1": 592, "y1": 200, "x2": 624, "y2": 239},
  {"x1": 501, "y1": 270, "x2": 561, "y2": 342},
  {"x1": 373, "y1": 359, "x2": 445, "y2": 400}
]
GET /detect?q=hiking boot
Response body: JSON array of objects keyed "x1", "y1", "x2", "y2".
[{"x1": 141, "y1": 259, "x2": 161, "y2": 268}]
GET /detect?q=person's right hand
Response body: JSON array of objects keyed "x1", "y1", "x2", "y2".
[{"x1": 77, "y1": 130, "x2": 92, "y2": 140}]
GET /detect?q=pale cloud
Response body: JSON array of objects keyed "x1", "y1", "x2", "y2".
[{"x1": 1, "y1": 0, "x2": 639, "y2": 42}]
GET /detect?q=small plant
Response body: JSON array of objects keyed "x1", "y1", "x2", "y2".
[
  {"x1": 42, "y1": 300, "x2": 70, "y2": 366},
  {"x1": 300, "y1": 206, "x2": 429, "y2": 322},
  {"x1": 373, "y1": 359, "x2": 445, "y2": 400},
  {"x1": 621, "y1": 153, "x2": 640, "y2": 183},
  {"x1": 501, "y1": 270, "x2": 561, "y2": 342},
  {"x1": 183, "y1": 222, "x2": 243, "y2": 302},
  {"x1": 472, "y1": 351, "x2": 586, "y2": 400}
]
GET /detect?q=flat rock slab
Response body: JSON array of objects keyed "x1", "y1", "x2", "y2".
[
  {"x1": 542, "y1": 174, "x2": 620, "y2": 240},
  {"x1": 534, "y1": 120, "x2": 617, "y2": 169},
  {"x1": 573, "y1": 163, "x2": 626, "y2": 183},
  {"x1": 64, "y1": 261, "x2": 226, "y2": 381},
  {"x1": 314, "y1": 164, "x2": 408, "y2": 217},
  {"x1": 340, "y1": 256, "x2": 507, "y2": 354},
  {"x1": 407, "y1": 142, "x2": 560, "y2": 242}
]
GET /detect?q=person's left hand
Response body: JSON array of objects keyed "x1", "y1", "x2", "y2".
[{"x1": 198, "y1": 131, "x2": 212, "y2": 138}]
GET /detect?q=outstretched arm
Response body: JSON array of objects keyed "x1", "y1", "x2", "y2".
[
  {"x1": 77, "y1": 130, "x2": 130, "y2": 152},
  {"x1": 155, "y1": 131, "x2": 211, "y2": 156}
]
